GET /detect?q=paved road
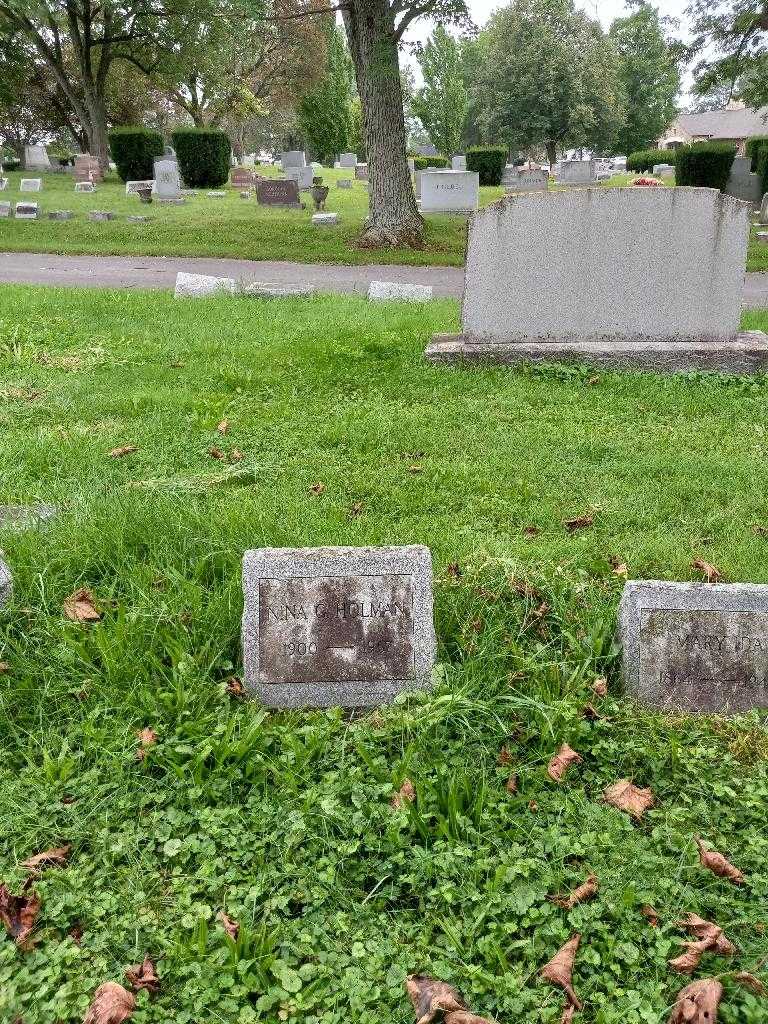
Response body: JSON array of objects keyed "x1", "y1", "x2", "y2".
[{"x1": 1, "y1": 251, "x2": 768, "y2": 306}]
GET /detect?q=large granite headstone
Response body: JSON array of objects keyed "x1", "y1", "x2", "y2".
[
  {"x1": 256, "y1": 178, "x2": 301, "y2": 208},
  {"x1": 503, "y1": 167, "x2": 548, "y2": 193},
  {"x1": 339, "y1": 152, "x2": 358, "y2": 168},
  {"x1": 242, "y1": 545, "x2": 435, "y2": 708},
  {"x1": 557, "y1": 159, "x2": 596, "y2": 185},
  {"x1": 231, "y1": 167, "x2": 256, "y2": 189},
  {"x1": 285, "y1": 166, "x2": 314, "y2": 190},
  {"x1": 420, "y1": 170, "x2": 479, "y2": 213},
  {"x1": 619, "y1": 580, "x2": 768, "y2": 714},
  {"x1": 153, "y1": 156, "x2": 181, "y2": 200},
  {"x1": 725, "y1": 157, "x2": 762, "y2": 206},
  {"x1": 23, "y1": 145, "x2": 50, "y2": 170},
  {"x1": 452, "y1": 155, "x2": 467, "y2": 171},
  {"x1": 281, "y1": 150, "x2": 306, "y2": 170},
  {"x1": 426, "y1": 187, "x2": 768, "y2": 373}
]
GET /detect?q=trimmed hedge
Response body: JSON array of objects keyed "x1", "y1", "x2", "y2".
[
  {"x1": 626, "y1": 149, "x2": 672, "y2": 172},
  {"x1": 109, "y1": 127, "x2": 164, "y2": 182},
  {"x1": 756, "y1": 145, "x2": 768, "y2": 200},
  {"x1": 746, "y1": 135, "x2": 768, "y2": 171},
  {"x1": 413, "y1": 155, "x2": 449, "y2": 170},
  {"x1": 170, "y1": 128, "x2": 231, "y2": 188},
  {"x1": 674, "y1": 141, "x2": 737, "y2": 191},
  {"x1": 466, "y1": 146, "x2": 508, "y2": 186}
]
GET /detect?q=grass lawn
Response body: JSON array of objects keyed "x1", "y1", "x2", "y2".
[{"x1": 1, "y1": 285, "x2": 768, "y2": 1023}]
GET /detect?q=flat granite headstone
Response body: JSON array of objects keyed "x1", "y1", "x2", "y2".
[
  {"x1": 256, "y1": 178, "x2": 301, "y2": 208},
  {"x1": 242, "y1": 545, "x2": 436, "y2": 708},
  {"x1": 426, "y1": 187, "x2": 768, "y2": 373},
  {"x1": 75, "y1": 181, "x2": 96, "y2": 193},
  {"x1": 504, "y1": 167, "x2": 548, "y2": 193},
  {"x1": 48, "y1": 210, "x2": 73, "y2": 220},
  {"x1": 0, "y1": 558, "x2": 11, "y2": 607},
  {"x1": 0, "y1": 504, "x2": 56, "y2": 530},
  {"x1": 174, "y1": 272, "x2": 237, "y2": 299},
  {"x1": 15, "y1": 202, "x2": 38, "y2": 220},
  {"x1": 556, "y1": 159, "x2": 596, "y2": 185},
  {"x1": 312, "y1": 212, "x2": 339, "y2": 226},
  {"x1": 243, "y1": 282, "x2": 315, "y2": 298},
  {"x1": 88, "y1": 210, "x2": 116, "y2": 221},
  {"x1": 420, "y1": 170, "x2": 479, "y2": 213},
  {"x1": 0, "y1": 202, "x2": 10, "y2": 218},
  {"x1": 368, "y1": 281, "x2": 433, "y2": 302},
  {"x1": 20, "y1": 179, "x2": 42, "y2": 192},
  {"x1": 337, "y1": 179, "x2": 353, "y2": 189},
  {"x1": 126, "y1": 180, "x2": 154, "y2": 195},
  {"x1": 355, "y1": 163, "x2": 369, "y2": 181},
  {"x1": 285, "y1": 166, "x2": 314, "y2": 190},
  {"x1": 619, "y1": 580, "x2": 768, "y2": 714}
]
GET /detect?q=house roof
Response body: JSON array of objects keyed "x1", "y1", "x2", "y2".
[{"x1": 677, "y1": 106, "x2": 768, "y2": 140}]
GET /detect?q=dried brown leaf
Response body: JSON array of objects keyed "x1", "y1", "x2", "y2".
[
  {"x1": 581, "y1": 703, "x2": 604, "y2": 721},
  {"x1": 225, "y1": 676, "x2": 246, "y2": 698},
  {"x1": 209, "y1": 446, "x2": 226, "y2": 460},
  {"x1": 552, "y1": 874, "x2": 598, "y2": 910},
  {"x1": 676, "y1": 913, "x2": 736, "y2": 955},
  {"x1": 391, "y1": 778, "x2": 416, "y2": 809},
  {"x1": 564, "y1": 514, "x2": 593, "y2": 534},
  {"x1": 498, "y1": 746, "x2": 513, "y2": 766},
  {"x1": 0, "y1": 883, "x2": 40, "y2": 949},
  {"x1": 0, "y1": 662, "x2": 9, "y2": 673},
  {"x1": 641, "y1": 905, "x2": 659, "y2": 927},
  {"x1": 669, "y1": 940, "x2": 710, "y2": 974},
  {"x1": 668, "y1": 978, "x2": 722, "y2": 1024},
  {"x1": 592, "y1": 677, "x2": 608, "y2": 697},
  {"x1": 217, "y1": 910, "x2": 239, "y2": 940},
  {"x1": 125, "y1": 956, "x2": 160, "y2": 993},
  {"x1": 82, "y1": 982, "x2": 136, "y2": 1024},
  {"x1": 523, "y1": 525, "x2": 540, "y2": 538},
  {"x1": 21, "y1": 844, "x2": 71, "y2": 873},
  {"x1": 446, "y1": 562, "x2": 462, "y2": 579},
  {"x1": 540, "y1": 933, "x2": 582, "y2": 1009},
  {"x1": 692, "y1": 558, "x2": 722, "y2": 583},
  {"x1": 349, "y1": 501, "x2": 364, "y2": 517},
  {"x1": 734, "y1": 972, "x2": 767, "y2": 996},
  {"x1": 109, "y1": 446, "x2": 138, "y2": 458},
  {"x1": 603, "y1": 779, "x2": 654, "y2": 819},
  {"x1": 229, "y1": 448, "x2": 244, "y2": 462},
  {"x1": 309, "y1": 481, "x2": 326, "y2": 495},
  {"x1": 217, "y1": 419, "x2": 229, "y2": 435},
  {"x1": 547, "y1": 743, "x2": 583, "y2": 782},
  {"x1": 63, "y1": 589, "x2": 101, "y2": 623},
  {"x1": 505, "y1": 774, "x2": 518, "y2": 794},
  {"x1": 695, "y1": 838, "x2": 744, "y2": 884},
  {"x1": 408, "y1": 464, "x2": 423, "y2": 474},
  {"x1": 405, "y1": 975, "x2": 466, "y2": 1024},
  {"x1": 608, "y1": 557, "x2": 628, "y2": 578}
]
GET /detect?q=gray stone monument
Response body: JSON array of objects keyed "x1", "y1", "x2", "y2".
[
  {"x1": 23, "y1": 144, "x2": 50, "y2": 170},
  {"x1": 0, "y1": 202, "x2": 10, "y2": 218},
  {"x1": 619, "y1": 580, "x2": 768, "y2": 714},
  {"x1": 281, "y1": 150, "x2": 306, "y2": 170},
  {"x1": 725, "y1": 157, "x2": 762, "y2": 206},
  {"x1": 75, "y1": 181, "x2": 96, "y2": 193},
  {"x1": 451, "y1": 155, "x2": 467, "y2": 171},
  {"x1": 339, "y1": 152, "x2": 358, "y2": 168},
  {"x1": 15, "y1": 202, "x2": 38, "y2": 220},
  {"x1": 503, "y1": 167, "x2": 548, "y2": 193},
  {"x1": 0, "y1": 557, "x2": 11, "y2": 607},
  {"x1": 20, "y1": 179, "x2": 42, "y2": 192},
  {"x1": 174, "y1": 272, "x2": 236, "y2": 299},
  {"x1": 420, "y1": 170, "x2": 479, "y2": 213},
  {"x1": 242, "y1": 545, "x2": 436, "y2": 708},
  {"x1": 126, "y1": 180, "x2": 155, "y2": 196},
  {"x1": 285, "y1": 166, "x2": 314, "y2": 190},
  {"x1": 153, "y1": 156, "x2": 181, "y2": 201},
  {"x1": 0, "y1": 504, "x2": 56, "y2": 530},
  {"x1": 426, "y1": 187, "x2": 768, "y2": 373},
  {"x1": 557, "y1": 159, "x2": 596, "y2": 186},
  {"x1": 48, "y1": 210, "x2": 73, "y2": 220}
]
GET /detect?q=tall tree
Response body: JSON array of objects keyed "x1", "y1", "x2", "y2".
[
  {"x1": 687, "y1": 0, "x2": 768, "y2": 108},
  {"x1": 609, "y1": 2, "x2": 681, "y2": 155},
  {"x1": 471, "y1": 0, "x2": 625, "y2": 166},
  {"x1": 297, "y1": 19, "x2": 354, "y2": 163},
  {"x1": 411, "y1": 25, "x2": 468, "y2": 157}
]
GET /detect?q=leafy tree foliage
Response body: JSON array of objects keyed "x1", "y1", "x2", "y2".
[
  {"x1": 411, "y1": 25, "x2": 468, "y2": 158},
  {"x1": 609, "y1": 2, "x2": 681, "y2": 155},
  {"x1": 470, "y1": 0, "x2": 625, "y2": 165},
  {"x1": 297, "y1": 20, "x2": 354, "y2": 163},
  {"x1": 687, "y1": 0, "x2": 768, "y2": 107}
]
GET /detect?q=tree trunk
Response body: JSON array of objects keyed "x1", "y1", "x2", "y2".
[
  {"x1": 546, "y1": 141, "x2": 557, "y2": 169},
  {"x1": 85, "y1": 93, "x2": 110, "y2": 170},
  {"x1": 342, "y1": 0, "x2": 423, "y2": 249}
]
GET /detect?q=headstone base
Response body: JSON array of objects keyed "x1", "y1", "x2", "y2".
[{"x1": 425, "y1": 331, "x2": 768, "y2": 375}]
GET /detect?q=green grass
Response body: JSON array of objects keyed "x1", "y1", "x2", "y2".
[{"x1": 1, "y1": 285, "x2": 767, "y2": 1023}]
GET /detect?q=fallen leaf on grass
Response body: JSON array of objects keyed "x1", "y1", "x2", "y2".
[
  {"x1": 668, "y1": 978, "x2": 722, "y2": 1024},
  {"x1": 391, "y1": 779, "x2": 416, "y2": 809},
  {"x1": 734, "y1": 971, "x2": 767, "y2": 996},
  {"x1": 609, "y1": 556, "x2": 628, "y2": 578},
  {"x1": 592, "y1": 677, "x2": 608, "y2": 696},
  {"x1": 309, "y1": 481, "x2": 326, "y2": 495},
  {"x1": 217, "y1": 910, "x2": 239, "y2": 940},
  {"x1": 404, "y1": 975, "x2": 466, "y2": 1023},
  {"x1": 523, "y1": 525, "x2": 540, "y2": 538},
  {"x1": 82, "y1": 982, "x2": 136, "y2": 1024},
  {"x1": 408, "y1": 465, "x2": 423, "y2": 474},
  {"x1": 0, "y1": 883, "x2": 40, "y2": 949},
  {"x1": 64, "y1": 589, "x2": 102, "y2": 623},
  {"x1": 125, "y1": 956, "x2": 160, "y2": 993},
  {"x1": 603, "y1": 779, "x2": 654, "y2": 819},
  {"x1": 349, "y1": 501, "x2": 364, "y2": 517},
  {"x1": 641, "y1": 905, "x2": 659, "y2": 927},
  {"x1": 0, "y1": 662, "x2": 9, "y2": 674},
  {"x1": 540, "y1": 933, "x2": 582, "y2": 1009},
  {"x1": 564, "y1": 514, "x2": 593, "y2": 534},
  {"x1": 217, "y1": 419, "x2": 229, "y2": 435},
  {"x1": 135, "y1": 728, "x2": 158, "y2": 760},
  {"x1": 230, "y1": 448, "x2": 243, "y2": 462},
  {"x1": 498, "y1": 746, "x2": 512, "y2": 765},
  {"x1": 560, "y1": 1006, "x2": 577, "y2": 1024},
  {"x1": 209, "y1": 446, "x2": 226, "y2": 460},
  {"x1": 677, "y1": 913, "x2": 736, "y2": 955},
  {"x1": 552, "y1": 874, "x2": 598, "y2": 910},
  {"x1": 446, "y1": 562, "x2": 462, "y2": 579},
  {"x1": 581, "y1": 703, "x2": 604, "y2": 721},
  {"x1": 695, "y1": 838, "x2": 744, "y2": 883},
  {"x1": 69, "y1": 924, "x2": 83, "y2": 944},
  {"x1": 692, "y1": 558, "x2": 722, "y2": 583},
  {"x1": 669, "y1": 940, "x2": 714, "y2": 974},
  {"x1": 547, "y1": 744, "x2": 583, "y2": 782},
  {"x1": 109, "y1": 446, "x2": 138, "y2": 459},
  {"x1": 505, "y1": 775, "x2": 518, "y2": 794},
  {"x1": 21, "y1": 845, "x2": 71, "y2": 873},
  {"x1": 225, "y1": 676, "x2": 246, "y2": 698}
]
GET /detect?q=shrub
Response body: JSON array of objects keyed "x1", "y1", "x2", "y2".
[
  {"x1": 626, "y1": 149, "x2": 672, "y2": 173},
  {"x1": 109, "y1": 127, "x2": 164, "y2": 182},
  {"x1": 413, "y1": 155, "x2": 450, "y2": 170},
  {"x1": 756, "y1": 145, "x2": 768, "y2": 199},
  {"x1": 674, "y1": 142, "x2": 737, "y2": 191},
  {"x1": 466, "y1": 146, "x2": 508, "y2": 186},
  {"x1": 746, "y1": 135, "x2": 768, "y2": 171},
  {"x1": 170, "y1": 128, "x2": 231, "y2": 188}
]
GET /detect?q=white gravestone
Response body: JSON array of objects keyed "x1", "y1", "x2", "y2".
[
  {"x1": 557, "y1": 159, "x2": 596, "y2": 185},
  {"x1": 0, "y1": 178, "x2": 7, "y2": 191},
  {"x1": 20, "y1": 179, "x2": 42, "y2": 192},
  {"x1": 337, "y1": 179, "x2": 353, "y2": 189},
  {"x1": 75, "y1": 182, "x2": 95, "y2": 193},
  {"x1": 312, "y1": 213, "x2": 339, "y2": 226},
  {"x1": 425, "y1": 187, "x2": 768, "y2": 373},
  {"x1": 285, "y1": 166, "x2": 314, "y2": 190},
  {"x1": 23, "y1": 145, "x2": 50, "y2": 170},
  {"x1": 451, "y1": 155, "x2": 467, "y2": 171},
  {"x1": 0, "y1": 202, "x2": 10, "y2": 218},
  {"x1": 153, "y1": 157, "x2": 181, "y2": 200},
  {"x1": 339, "y1": 153, "x2": 358, "y2": 168},
  {"x1": 281, "y1": 151, "x2": 306, "y2": 170},
  {"x1": 174, "y1": 272, "x2": 237, "y2": 299},
  {"x1": 126, "y1": 180, "x2": 155, "y2": 195},
  {"x1": 368, "y1": 281, "x2": 433, "y2": 302},
  {"x1": 504, "y1": 167, "x2": 548, "y2": 193},
  {"x1": 420, "y1": 170, "x2": 479, "y2": 213}
]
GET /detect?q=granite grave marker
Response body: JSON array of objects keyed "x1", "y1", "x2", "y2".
[{"x1": 256, "y1": 178, "x2": 301, "y2": 208}]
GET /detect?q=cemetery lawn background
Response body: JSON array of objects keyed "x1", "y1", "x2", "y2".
[
  {"x1": 10, "y1": 168, "x2": 768, "y2": 271},
  {"x1": 1, "y1": 284, "x2": 768, "y2": 1023}
]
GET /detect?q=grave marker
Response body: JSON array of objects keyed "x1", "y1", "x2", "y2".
[
  {"x1": 339, "y1": 153, "x2": 358, "y2": 168},
  {"x1": 153, "y1": 156, "x2": 181, "y2": 200},
  {"x1": 281, "y1": 150, "x2": 306, "y2": 170},
  {"x1": 89, "y1": 210, "x2": 116, "y2": 221},
  {"x1": 231, "y1": 167, "x2": 255, "y2": 189},
  {"x1": 0, "y1": 178, "x2": 7, "y2": 191},
  {"x1": 725, "y1": 157, "x2": 762, "y2": 205},
  {"x1": 48, "y1": 210, "x2": 73, "y2": 220},
  {"x1": 23, "y1": 144, "x2": 50, "y2": 170},
  {"x1": 368, "y1": 281, "x2": 433, "y2": 302},
  {"x1": 337, "y1": 179, "x2": 353, "y2": 189},
  {"x1": 285, "y1": 166, "x2": 314, "y2": 190},
  {"x1": 312, "y1": 212, "x2": 339, "y2": 226},
  {"x1": 425, "y1": 187, "x2": 768, "y2": 373},
  {"x1": 126, "y1": 180, "x2": 154, "y2": 195},
  {"x1": 451, "y1": 155, "x2": 467, "y2": 171},
  {"x1": 242, "y1": 545, "x2": 436, "y2": 708},
  {"x1": 619, "y1": 580, "x2": 768, "y2": 714},
  {"x1": 75, "y1": 182, "x2": 95, "y2": 193},
  {"x1": 0, "y1": 557, "x2": 11, "y2": 607},
  {"x1": 174, "y1": 272, "x2": 237, "y2": 299},
  {"x1": 0, "y1": 202, "x2": 10, "y2": 218},
  {"x1": 20, "y1": 179, "x2": 42, "y2": 192},
  {"x1": 503, "y1": 167, "x2": 548, "y2": 193},
  {"x1": 15, "y1": 202, "x2": 38, "y2": 220},
  {"x1": 420, "y1": 170, "x2": 479, "y2": 213},
  {"x1": 556, "y1": 159, "x2": 596, "y2": 186},
  {"x1": 256, "y1": 178, "x2": 301, "y2": 208},
  {"x1": 355, "y1": 163, "x2": 369, "y2": 181}
]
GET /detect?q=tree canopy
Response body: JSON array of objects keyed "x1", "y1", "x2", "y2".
[{"x1": 412, "y1": 25, "x2": 468, "y2": 158}]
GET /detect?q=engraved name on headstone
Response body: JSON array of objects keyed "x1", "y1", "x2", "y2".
[
  {"x1": 242, "y1": 545, "x2": 435, "y2": 707},
  {"x1": 256, "y1": 178, "x2": 301, "y2": 208},
  {"x1": 619, "y1": 581, "x2": 768, "y2": 714}
]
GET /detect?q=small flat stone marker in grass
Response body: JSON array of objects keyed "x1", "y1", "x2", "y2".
[
  {"x1": 0, "y1": 558, "x2": 10, "y2": 607},
  {"x1": 174, "y1": 272, "x2": 236, "y2": 299},
  {"x1": 0, "y1": 202, "x2": 10, "y2": 218},
  {"x1": 75, "y1": 181, "x2": 95, "y2": 193},
  {"x1": 368, "y1": 281, "x2": 433, "y2": 302},
  {"x1": 242, "y1": 545, "x2": 435, "y2": 708},
  {"x1": 243, "y1": 282, "x2": 315, "y2": 298},
  {"x1": 14, "y1": 202, "x2": 38, "y2": 220},
  {"x1": 89, "y1": 210, "x2": 116, "y2": 222},
  {"x1": 337, "y1": 179, "x2": 353, "y2": 189},
  {"x1": 619, "y1": 580, "x2": 768, "y2": 714},
  {"x1": 48, "y1": 210, "x2": 73, "y2": 221},
  {"x1": 0, "y1": 504, "x2": 56, "y2": 530},
  {"x1": 312, "y1": 212, "x2": 339, "y2": 226},
  {"x1": 206, "y1": 191, "x2": 226, "y2": 199},
  {"x1": 19, "y1": 179, "x2": 42, "y2": 192}
]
